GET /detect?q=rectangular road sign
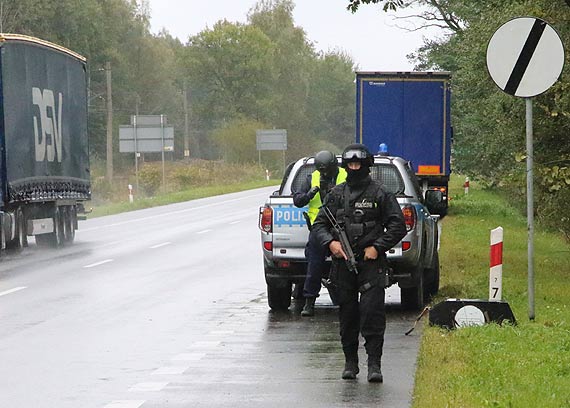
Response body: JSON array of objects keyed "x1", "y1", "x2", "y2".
[
  {"x1": 256, "y1": 129, "x2": 287, "y2": 151},
  {"x1": 119, "y1": 125, "x2": 174, "y2": 153}
]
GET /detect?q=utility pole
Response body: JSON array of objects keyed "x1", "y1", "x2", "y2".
[
  {"x1": 183, "y1": 81, "x2": 190, "y2": 158},
  {"x1": 105, "y1": 61, "x2": 113, "y2": 182}
]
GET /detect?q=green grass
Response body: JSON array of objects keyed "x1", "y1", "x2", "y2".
[
  {"x1": 88, "y1": 179, "x2": 277, "y2": 218},
  {"x1": 413, "y1": 175, "x2": 570, "y2": 408}
]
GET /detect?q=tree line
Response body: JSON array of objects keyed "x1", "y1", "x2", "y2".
[
  {"x1": 3, "y1": 0, "x2": 569, "y2": 235},
  {"x1": 351, "y1": 0, "x2": 570, "y2": 238},
  {"x1": 0, "y1": 0, "x2": 355, "y2": 176}
]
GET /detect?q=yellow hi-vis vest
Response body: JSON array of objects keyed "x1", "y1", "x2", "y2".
[{"x1": 307, "y1": 168, "x2": 347, "y2": 224}]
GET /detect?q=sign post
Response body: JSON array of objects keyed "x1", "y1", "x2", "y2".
[
  {"x1": 489, "y1": 227, "x2": 503, "y2": 301},
  {"x1": 486, "y1": 17, "x2": 564, "y2": 319},
  {"x1": 120, "y1": 115, "x2": 174, "y2": 195}
]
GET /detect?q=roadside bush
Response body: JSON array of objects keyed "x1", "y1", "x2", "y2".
[
  {"x1": 90, "y1": 158, "x2": 271, "y2": 205},
  {"x1": 139, "y1": 164, "x2": 162, "y2": 196},
  {"x1": 91, "y1": 176, "x2": 113, "y2": 201}
]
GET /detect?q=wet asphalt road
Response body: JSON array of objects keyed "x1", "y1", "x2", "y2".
[
  {"x1": 0, "y1": 186, "x2": 423, "y2": 407},
  {"x1": 113, "y1": 290, "x2": 423, "y2": 408}
]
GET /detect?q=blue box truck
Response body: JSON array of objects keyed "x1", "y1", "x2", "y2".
[
  {"x1": 0, "y1": 34, "x2": 90, "y2": 257},
  {"x1": 355, "y1": 71, "x2": 451, "y2": 215}
]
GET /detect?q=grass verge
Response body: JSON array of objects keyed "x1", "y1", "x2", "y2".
[
  {"x1": 88, "y1": 179, "x2": 277, "y2": 218},
  {"x1": 412, "y1": 175, "x2": 570, "y2": 408}
]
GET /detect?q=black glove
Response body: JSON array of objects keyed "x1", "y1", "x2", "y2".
[{"x1": 308, "y1": 186, "x2": 320, "y2": 199}]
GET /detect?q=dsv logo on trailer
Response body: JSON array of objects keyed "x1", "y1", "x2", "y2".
[{"x1": 32, "y1": 87, "x2": 63, "y2": 162}]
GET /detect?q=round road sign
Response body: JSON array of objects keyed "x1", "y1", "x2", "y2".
[{"x1": 486, "y1": 17, "x2": 564, "y2": 98}]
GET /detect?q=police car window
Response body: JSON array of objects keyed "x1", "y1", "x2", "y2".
[
  {"x1": 291, "y1": 163, "x2": 315, "y2": 194},
  {"x1": 404, "y1": 162, "x2": 424, "y2": 201},
  {"x1": 370, "y1": 164, "x2": 404, "y2": 194},
  {"x1": 279, "y1": 161, "x2": 296, "y2": 195}
]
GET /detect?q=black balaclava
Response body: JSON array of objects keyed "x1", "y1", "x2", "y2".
[
  {"x1": 346, "y1": 161, "x2": 370, "y2": 184},
  {"x1": 342, "y1": 144, "x2": 371, "y2": 185}
]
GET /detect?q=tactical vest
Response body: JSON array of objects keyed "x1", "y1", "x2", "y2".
[
  {"x1": 335, "y1": 181, "x2": 383, "y2": 251},
  {"x1": 308, "y1": 168, "x2": 347, "y2": 224}
]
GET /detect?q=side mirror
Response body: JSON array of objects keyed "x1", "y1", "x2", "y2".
[{"x1": 425, "y1": 189, "x2": 445, "y2": 214}]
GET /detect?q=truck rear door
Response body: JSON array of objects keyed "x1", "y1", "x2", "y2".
[{"x1": 356, "y1": 73, "x2": 451, "y2": 177}]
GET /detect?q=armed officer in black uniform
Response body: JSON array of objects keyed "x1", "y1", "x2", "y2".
[{"x1": 312, "y1": 143, "x2": 406, "y2": 382}]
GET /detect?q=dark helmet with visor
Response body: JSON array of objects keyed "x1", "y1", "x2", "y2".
[
  {"x1": 314, "y1": 150, "x2": 338, "y2": 177},
  {"x1": 341, "y1": 143, "x2": 374, "y2": 168}
]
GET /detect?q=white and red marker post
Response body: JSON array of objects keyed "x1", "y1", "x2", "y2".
[{"x1": 489, "y1": 227, "x2": 503, "y2": 301}]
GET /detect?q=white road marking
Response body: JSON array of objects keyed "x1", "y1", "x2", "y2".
[
  {"x1": 152, "y1": 366, "x2": 189, "y2": 375},
  {"x1": 172, "y1": 352, "x2": 206, "y2": 361},
  {"x1": 128, "y1": 382, "x2": 169, "y2": 392},
  {"x1": 103, "y1": 401, "x2": 145, "y2": 408},
  {"x1": 0, "y1": 287, "x2": 27, "y2": 297},
  {"x1": 229, "y1": 220, "x2": 241, "y2": 225},
  {"x1": 150, "y1": 242, "x2": 171, "y2": 249},
  {"x1": 83, "y1": 259, "x2": 114, "y2": 268},
  {"x1": 196, "y1": 229, "x2": 212, "y2": 234}
]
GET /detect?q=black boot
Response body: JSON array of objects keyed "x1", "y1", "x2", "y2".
[
  {"x1": 341, "y1": 353, "x2": 359, "y2": 380},
  {"x1": 367, "y1": 355, "x2": 383, "y2": 383},
  {"x1": 301, "y1": 297, "x2": 316, "y2": 316}
]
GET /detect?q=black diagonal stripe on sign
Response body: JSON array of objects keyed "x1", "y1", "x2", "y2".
[{"x1": 504, "y1": 19, "x2": 547, "y2": 95}]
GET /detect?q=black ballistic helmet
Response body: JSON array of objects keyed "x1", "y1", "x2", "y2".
[
  {"x1": 341, "y1": 143, "x2": 374, "y2": 168},
  {"x1": 314, "y1": 150, "x2": 338, "y2": 176}
]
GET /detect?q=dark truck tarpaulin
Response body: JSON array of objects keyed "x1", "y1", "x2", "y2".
[{"x1": 0, "y1": 34, "x2": 90, "y2": 204}]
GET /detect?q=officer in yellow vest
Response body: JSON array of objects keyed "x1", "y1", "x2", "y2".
[{"x1": 293, "y1": 151, "x2": 347, "y2": 316}]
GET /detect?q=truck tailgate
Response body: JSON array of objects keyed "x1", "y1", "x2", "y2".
[{"x1": 267, "y1": 196, "x2": 309, "y2": 260}]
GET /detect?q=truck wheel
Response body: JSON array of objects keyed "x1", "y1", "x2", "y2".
[
  {"x1": 424, "y1": 251, "x2": 440, "y2": 299},
  {"x1": 63, "y1": 206, "x2": 76, "y2": 244},
  {"x1": 401, "y1": 266, "x2": 425, "y2": 311},
  {"x1": 37, "y1": 207, "x2": 64, "y2": 248},
  {"x1": 6, "y1": 208, "x2": 27, "y2": 251},
  {"x1": 267, "y1": 282, "x2": 292, "y2": 311}
]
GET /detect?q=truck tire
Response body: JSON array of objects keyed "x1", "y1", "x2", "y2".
[
  {"x1": 36, "y1": 207, "x2": 64, "y2": 248},
  {"x1": 63, "y1": 206, "x2": 76, "y2": 244},
  {"x1": 6, "y1": 208, "x2": 26, "y2": 251},
  {"x1": 424, "y1": 251, "x2": 440, "y2": 299},
  {"x1": 267, "y1": 282, "x2": 292, "y2": 311},
  {"x1": 401, "y1": 265, "x2": 424, "y2": 311}
]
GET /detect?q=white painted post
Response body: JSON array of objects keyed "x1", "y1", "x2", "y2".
[
  {"x1": 128, "y1": 184, "x2": 134, "y2": 203},
  {"x1": 489, "y1": 227, "x2": 503, "y2": 301}
]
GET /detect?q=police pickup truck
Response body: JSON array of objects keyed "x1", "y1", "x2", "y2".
[{"x1": 259, "y1": 155, "x2": 442, "y2": 311}]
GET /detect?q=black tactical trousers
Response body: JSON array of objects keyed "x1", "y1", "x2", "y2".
[
  {"x1": 303, "y1": 231, "x2": 328, "y2": 298},
  {"x1": 332, "y1": 258, "x2": 386, "y2": 357}
]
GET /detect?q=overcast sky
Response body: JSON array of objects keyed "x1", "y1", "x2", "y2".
[{"x1": 147, "y1": 0, "x2": 444, "y2": 71}]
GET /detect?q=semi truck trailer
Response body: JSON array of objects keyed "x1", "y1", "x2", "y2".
[
  {"x1": 356, "y1": 71, "x2": 452, "y2": 216},
  {"x1": 0, "y1": 34, "x2": 90, "y2": 256}
]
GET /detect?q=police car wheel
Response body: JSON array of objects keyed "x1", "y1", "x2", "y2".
[
  {"x1": 267, "y1": 282, "x2": 292, "y2": 311},
  {"x1": 401, "y1": 267, "x2": 425, "y2": 311}
]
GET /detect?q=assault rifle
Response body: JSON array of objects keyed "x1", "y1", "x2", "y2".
[{"x1": 323, "y1": 206, "x2": 359, "y2": 275}]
